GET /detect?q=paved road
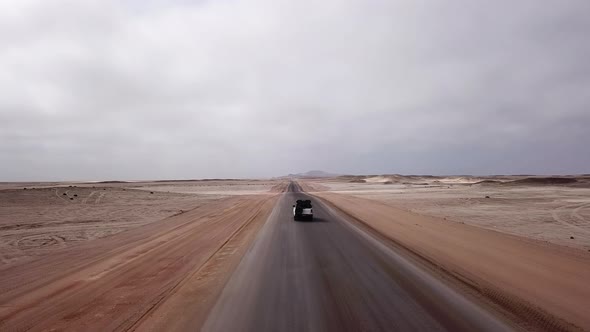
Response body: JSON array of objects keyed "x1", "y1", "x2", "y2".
[{"x1": 202, "y1": 182, "x2": 512, "y2": 332}]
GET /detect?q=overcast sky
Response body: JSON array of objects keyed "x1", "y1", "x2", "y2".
[{"x1": 1, "y1": 0, "x2": 589, "y2": 180}]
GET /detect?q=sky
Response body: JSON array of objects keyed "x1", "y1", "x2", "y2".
[{"x1": 1, "y1": 0, "x2": 589, "y2": 181}]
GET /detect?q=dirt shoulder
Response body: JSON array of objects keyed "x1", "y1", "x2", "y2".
[
  {"x1": 0, "y1": 193, "x2": 280, "y2": 331},
  {"x1": 314, "y1": 192, "x2": 590, "y2": 331},
  {"x1": 131, "y1": 193, "x2": 279, "y2": 331}
]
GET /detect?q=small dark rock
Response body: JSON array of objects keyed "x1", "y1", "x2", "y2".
[
  {"x1": 70, "y1": 197, "x2": 74, "y2": 200},
  {"x1": 63, "y1": 193, "x2": 67, "y2": 196},
  {"x1": 150, "y1": 191, "x2": 154, "y2": 194},
  {"x1": 485, "y1": 195, "x2": 490, "y2": 198},
  {"x1": 74, "y1": 194, "x2": 78, "y2": 197},
  {"x1": 23, "y1": 188, "x2": 27, "y2": 190},
  {"x1": 570, "y1": 236, "x2": 575, "y2": 239}
]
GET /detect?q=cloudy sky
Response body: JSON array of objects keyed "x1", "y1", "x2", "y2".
[{"x1": 1, "y1": 0, "x2": 589, "y2": 180}]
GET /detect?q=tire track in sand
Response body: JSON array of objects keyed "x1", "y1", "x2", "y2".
[
  {"x1": 571, "y1": 203, "x2": 590, "y2": 226},
  {"x1": 551, "y1": 203, "x2": 590, "y2": 235},
  {"x1": 82, "y1": 191, "x2": 97, "y2": 204}
]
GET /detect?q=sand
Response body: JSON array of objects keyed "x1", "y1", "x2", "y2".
[
  {"x1": 0, "y1": 180, "x2": 286, "y2": 331},
  {"x1": 304, "y1": 176, "x2": 590, "y2": 251},
  {"x1": 0, "y1": 180, "x2": 282, "y2": 265}
]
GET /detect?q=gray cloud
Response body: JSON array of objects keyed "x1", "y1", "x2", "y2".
[{"x1": 1, "y1": 0, "x2": 589, "y2": 180}]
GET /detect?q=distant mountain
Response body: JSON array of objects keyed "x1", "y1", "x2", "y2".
[{"x1": 283, "y1": 170, "x2": 339, "y2": 178}]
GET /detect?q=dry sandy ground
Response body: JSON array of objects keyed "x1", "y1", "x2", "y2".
[
  {"x1": 0, "y1": 187, "x2": 208, "y2": 265},
  {"x1": 133, "y1": 180, "x2": 285, "y2": 195},
  {"x1": 306, "y1": 176, "x2": 590, "y2": 251},
  {"x1": 2, "y1": 176, "x2": 589, "y2": 331},
  {"x1": 0, "y1": 180, "x2": 286, "y2": 331},
  {"x1": 302, "y1": 176, "x2": 590, "y2": 331},
  {"x1": 0, "y1": 180, "x2": 282, "y2": 265}
]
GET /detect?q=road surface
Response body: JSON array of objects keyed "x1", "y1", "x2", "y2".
[{"x1": 202, "y1": 182, "x2": 512, "y2": 331}]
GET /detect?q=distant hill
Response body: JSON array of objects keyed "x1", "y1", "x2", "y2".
[{"x1": 283, "y1": 170, "x2": 339, "y2": 178}]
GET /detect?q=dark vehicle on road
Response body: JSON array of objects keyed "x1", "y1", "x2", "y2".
[{"x1": 293, "y1": 199, "x2": 313, "y2": 221}]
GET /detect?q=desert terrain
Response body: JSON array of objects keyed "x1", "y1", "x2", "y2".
[
  {"x1": 0, "y1": 176, "x2": 589, "y2": 331},
  {"x1": 301, "y1": 175, "x2": 590, "y2": 330},
  {"x1": 0, "y1": 180, "x2": 285, "y2": 331},
  {"x1": 303, "y1": 175, "x2": 590, "y2": 250},
  {"x1": 0, "y1": 180, "x2": 283, "y2": 265}
]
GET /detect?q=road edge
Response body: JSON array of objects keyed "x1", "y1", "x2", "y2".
[{"x1": 126, "y1": 193, "x2": 282, "y2": 331}]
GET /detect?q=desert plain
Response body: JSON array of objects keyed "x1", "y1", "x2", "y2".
[{"x1": 0, "y1": 175, "x2": 589, "y2": 331}]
